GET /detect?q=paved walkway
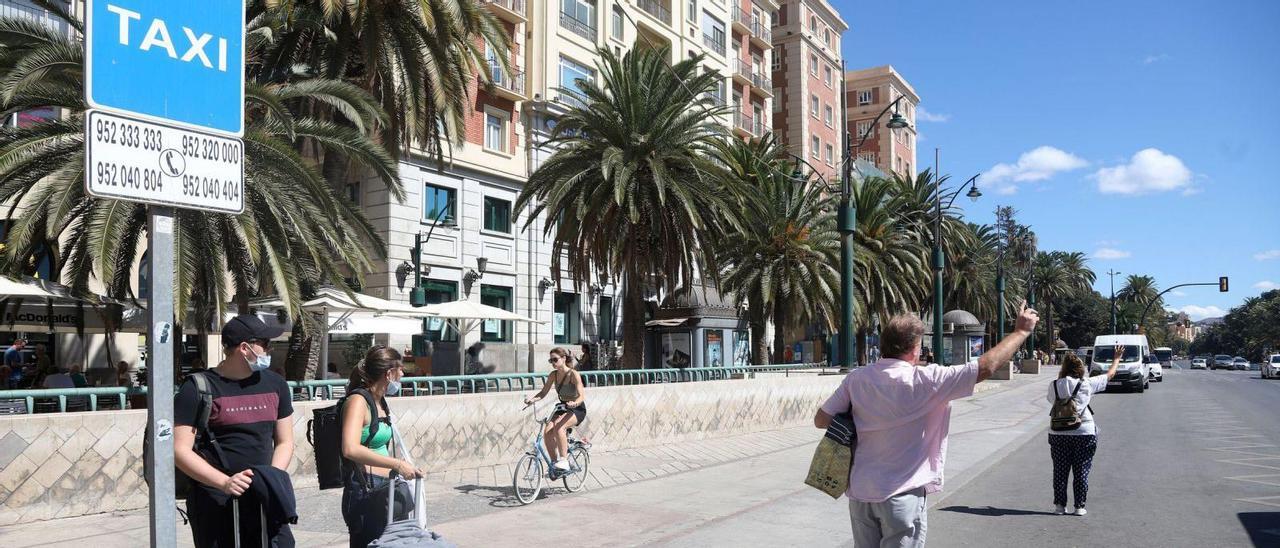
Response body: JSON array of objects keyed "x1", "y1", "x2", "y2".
[{"x1": 0, "y1": 368, "x2": 1054, "y2": 547}]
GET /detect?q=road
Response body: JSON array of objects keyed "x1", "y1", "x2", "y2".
[{"x1": 929, "y1": 361, "x2": 1280, "y2": 547}]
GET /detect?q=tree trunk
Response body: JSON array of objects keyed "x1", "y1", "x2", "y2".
[
  {"x1": 620, "y1": 273, "x2": 647, "y2": 370},
  {"x1": 1044, "y1": 299, "x2": 1055, "y2": 360},
  {"x1": 772, "y1": 300, "x2": 788, "y2": 364},
  {"x1": 748, "y1": 300, "x2": 769, "y2": 365}
]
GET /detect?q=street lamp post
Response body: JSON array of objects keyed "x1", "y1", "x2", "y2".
[
  {"x1": 927, "y1": 152, "x2": 982, "y2": 364},
  {"x1": 840, "y1": 68, "x2": 911, "y2": 368},
  {"x1": 1023, "y1": 232, "x2": 1038, "y2": 356},
  {"x1": 995, "y1": 207, "x2": 1009, "y2": 344},
  {"x1": 1108, "y1": 269, "x2": 1121, "y2": 334}
]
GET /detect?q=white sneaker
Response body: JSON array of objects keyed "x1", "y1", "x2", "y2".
[
  {"x1": 1073, "y1": 507, "x2": 1087, "y2": 516},
  {"x1": 1054, "y1": 505, "x2": 1066, "y2": 515},
  {"x1": 553, "y1": 459, "x2": 571, "y2": 471}
]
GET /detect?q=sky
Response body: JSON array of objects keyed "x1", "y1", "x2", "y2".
[{"x1": 833, "y1": 0, "x2": 1280, "y2": 320}]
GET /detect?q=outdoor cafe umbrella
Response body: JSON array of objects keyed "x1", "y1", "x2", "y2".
[{"x1": 421, "y1": 298, "x2": 544, "y2": 372}]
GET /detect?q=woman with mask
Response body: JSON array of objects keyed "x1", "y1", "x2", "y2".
[{"x1": 339, "y1": 346, "x2": 424, "y2": 547}]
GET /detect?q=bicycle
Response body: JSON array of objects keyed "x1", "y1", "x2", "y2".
[{"x1": 512, "y1": 402, "x2": 591, "y2": 505}]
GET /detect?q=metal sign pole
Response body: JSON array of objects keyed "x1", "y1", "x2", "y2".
[{"x1": 146, "y1": 206, "x2": 177, "y2": 547}]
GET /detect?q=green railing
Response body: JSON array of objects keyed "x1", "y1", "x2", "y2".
[{"x1": 0, "y1": 363, "x2": 833, "y2": 413}]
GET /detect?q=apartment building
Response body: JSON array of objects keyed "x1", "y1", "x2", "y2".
[
  {"x1": 769, "y1": 0, "x2": 846, "y2": 183},
  {"x1": 844, "y1": 65, "x2": 919, "y2": 178}
]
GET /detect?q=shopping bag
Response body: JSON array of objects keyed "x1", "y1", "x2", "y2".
[{"x1": 804, "y1": 411, "x2": 856, "y2": 499}]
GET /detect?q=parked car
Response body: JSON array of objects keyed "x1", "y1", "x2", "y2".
[
  {"x1": 1147, "y1": 355, "x2": 1164, "y2": 382},
  {"x1": 1263, "y1": 355, "x2": 1280, "y2": 379},
  {"x1": 1234, "y1": 357, "x2": 1250, "y2": 371},
  {"x1": 1190, "y1": 358, "x2": 1209, "y2": 370},
  {"x1": 1092, "y1": 334, "x2": 1151, "y2": 392},
  {"x1": 1214, "y1": 355, "x2": 1235, "y2": 370}
]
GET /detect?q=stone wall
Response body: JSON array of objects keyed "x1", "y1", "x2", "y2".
[{"x1": 0, "y1": 374, "x2": 842, "y2": 525}]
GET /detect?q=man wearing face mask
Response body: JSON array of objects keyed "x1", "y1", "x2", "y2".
[{"x1": 174, "y1": 314, "x2": 295, "y2": 547}]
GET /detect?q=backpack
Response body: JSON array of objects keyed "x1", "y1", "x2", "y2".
[
  {"x1": 307, "y1": 388, "x2": 388, "y2": 490},
  {"x1": 144, "y1": 370, "x2": 219, "y2": 500},
  {"x1": 1049, "y1": 378, "x2": 1093, "y2": 432}
]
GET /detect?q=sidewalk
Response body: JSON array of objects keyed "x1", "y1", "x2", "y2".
[{"x1": 0, "y1": 369, "x2": 1055, "y2": 547}]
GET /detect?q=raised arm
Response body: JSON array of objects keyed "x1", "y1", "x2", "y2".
[
  {"x1": 523, "y1": 373, "x2": 555, "y2": 405},
  {"x1": 1102, "y1": 344, "x2": 1122, "y2": 380},
  {"x1": 977, "y1": 302, "x2": 1041, "y2": 383}
]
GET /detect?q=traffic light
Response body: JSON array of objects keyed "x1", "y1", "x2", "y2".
[{"x1": 1219, "y1": 276, "x2": 1229, "y2": 292}]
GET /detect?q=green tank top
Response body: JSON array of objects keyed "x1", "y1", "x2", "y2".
[{"x1": 361, "y1": 420, "x2": 392, "y2": 457}]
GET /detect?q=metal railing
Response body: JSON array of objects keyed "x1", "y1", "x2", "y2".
[
  {"x1": 487, "y1": 62, "x2": 526, "y2": 96},
  {"x1": 559, "y1": 12, "x2": 596, "y2": 41},
  {"x1": 734, "y1": 110, "x2": 755, "y2": 136},
  {"x1": 483, "y1": 0, "x2": 525, "y2": 14},
  {"x1": 736, "y1": 59, "x2": 770, "y2": 90},
  {"x1": 0, "y1": 364, "x2": 832, "y2": 413},
  {"x1": 637, "y1": 0, "x2": 671, "y2": 25},
  {"x1": 702, "y1": 33, "x2": 725, "y2": 56},
  {"x1": 733, "y1": 7, "x2": 752, "y2": 28},
  {"x1": 751, "y1": 21, "x2": 771, "y2": 43}
]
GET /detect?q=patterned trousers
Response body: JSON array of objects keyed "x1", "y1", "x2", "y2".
[{"x1": 1049, "y1": 434, "x2": 1097, "y2": 508}]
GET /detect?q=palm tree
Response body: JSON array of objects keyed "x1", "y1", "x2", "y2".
[
  {"x1": 248, "y1": 0, "x2": 511, "y2": 162},
  {"x1": 1118, "y1": 274, "x2": 1160, "y2": 306},
  {"x1": 714, "y1": 135, "x2": 839, "y2": 364},
  {"x1": 515, "y1": 47, "x2": 737, "y2": 370},
  {"x1": 0, "y1": 12, "x2": 402, "y2": 330},
  {"x1": 945, "y1": 222, "x2": 999, "y2": 324},
  {"x1": 1032, "y1": 251, "x2": 1096, "y2": 355},
  {"x1": 850, "y1": 175, "x2": 929, "y2": 364}
]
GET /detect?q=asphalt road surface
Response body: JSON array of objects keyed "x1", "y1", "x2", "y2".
[{"x1": 929, "y1": 361, "x2": 1280, "y2": 547}]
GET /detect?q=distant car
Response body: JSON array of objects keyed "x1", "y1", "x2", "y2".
[
  {"x1": 1263, "y1": 355, "x2": 1280, "y2": 379},
  {"x1": 1190, "y1": 358, "x2": 1209, "y2": 370},
  {"x1": 1147, "y1": 355, "x2": 1163, "y2": 382},
  {"x1": 1234, "y1": 357, "x2": 1250, "y2": 371},
  {"x1": 1214, "y1": 355, "x2": 1235, "y2": 370}
]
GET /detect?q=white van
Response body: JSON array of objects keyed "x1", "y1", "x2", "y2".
[{"x1": 1091, "y1": 334, "x2": 1152, "y2": 393}]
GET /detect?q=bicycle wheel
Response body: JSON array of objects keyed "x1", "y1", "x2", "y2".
[
  {"x1": 563, "y1": 445, "x2": 590, "y2": 492},
  {"x1": 513, "y1": 453, "x2": 543, "y2": 504}
]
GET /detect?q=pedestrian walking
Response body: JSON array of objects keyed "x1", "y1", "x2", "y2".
[
  {"x1": 577, "y1": 342, "x2": 597, "y2": 372},
  {"x1": 338, "y1": 346, "x2": 424, "y2": 548},
  {"x1": 1047, "y1": 346, "x2": 1121, "y2": 516},
  {"x1": 173, "y1": 314, "x2": 295, "y2": 547},
  {"x1": 815, "y1": 302, "x2": 1040, "y2": 547}
]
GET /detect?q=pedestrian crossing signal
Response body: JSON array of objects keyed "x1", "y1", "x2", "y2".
[{"x1": 1219, "y1": 276, "x2": 1229, "y2": 292}]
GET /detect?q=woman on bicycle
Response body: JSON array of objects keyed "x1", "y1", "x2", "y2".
[
  {"x1": 523, "y1": 347, "x2": 586, "y2": 474},
  {"x1": 339, "y1": 346, "x2": 423, "y2": 548}
]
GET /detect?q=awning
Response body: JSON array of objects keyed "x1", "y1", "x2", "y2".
[{"x1": 646, "y1": 317, "x2": 693, "y2": 327}]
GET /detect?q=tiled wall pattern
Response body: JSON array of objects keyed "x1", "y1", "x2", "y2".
[{"x1": 0, "y1": 375, "x2": 841, "y2": 525}]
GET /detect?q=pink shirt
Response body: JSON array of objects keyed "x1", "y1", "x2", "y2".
[{"x1": 820, "y1": 359, "x2": 978, "y2": 502}]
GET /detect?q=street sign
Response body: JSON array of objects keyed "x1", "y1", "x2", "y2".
[
  {"x1": 86, "y1": 0, "x2": 245, "y2": 136},
  {"x1": 86, "y1": 110, "x2": 245, "y2": 213}
]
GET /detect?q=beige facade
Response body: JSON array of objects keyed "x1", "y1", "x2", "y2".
[
  {"x1": 844, "y1": 65, "x2": 920, "y2": 178},
  {"x1": 768, "y1": 0, "x2": 846, "y2": 184}
]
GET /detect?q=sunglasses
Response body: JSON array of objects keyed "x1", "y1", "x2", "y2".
[{"x1": 548, "y1": 357, "x2": 562, "y2": 363}]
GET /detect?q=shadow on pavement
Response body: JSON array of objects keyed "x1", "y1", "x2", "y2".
[
  {"x1": 938, "y1": 505, "x2": 1059, "y2": 517},
  {"x1": 1237, "y1": 512, "x2": 1280, "y2": 547},
  {"x1": 454, "y1": 483, "x2": 560, "y2": 508}
]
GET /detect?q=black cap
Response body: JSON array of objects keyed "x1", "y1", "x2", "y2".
[{"x1": 222, "y1": 314, "x2": 285, "y2": 348}]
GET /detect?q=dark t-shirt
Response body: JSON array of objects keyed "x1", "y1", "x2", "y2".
[{"x1": 175, "y1": 369, "x2": 292, "y2": 485}]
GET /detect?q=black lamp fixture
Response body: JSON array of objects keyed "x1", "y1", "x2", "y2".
[
  {"x1": 464, "y1": 257, "x2": 487, "y2": 285},
  {"x1": 966, "y1": 185, "x2": 982, "y2": 202}
]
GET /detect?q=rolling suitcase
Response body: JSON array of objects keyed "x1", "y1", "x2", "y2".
[{"x1": 366, "y1": 417, "x2": 454, "y2": 548}]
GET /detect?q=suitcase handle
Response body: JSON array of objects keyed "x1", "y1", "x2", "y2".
[{"x1": 386, "y1": 415, "x2": 427, "y2": 529}]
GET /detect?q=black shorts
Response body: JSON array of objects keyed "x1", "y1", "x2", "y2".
[{"x1": 553, "y1": 402, "x2": 587, "y2": 424}]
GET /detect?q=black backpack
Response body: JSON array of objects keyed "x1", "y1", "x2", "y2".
[
  {"x1": 307, "y1": 388, "x2": 388, "y2": 490},
  {"x1": 144, "y1": 370, "x2": 221, "y2": 499}
]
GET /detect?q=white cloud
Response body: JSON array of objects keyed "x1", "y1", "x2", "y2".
[
  {"x1": 985, "y1": 146, "x2": 1089, "y2": 194},
  {"x1": 1255, "y1": 281, "x2": 1280, "y2": 291},
  {"x1": 1170, "y1": 305, "x2": 1226, "y2": 321},
  {"x1": 1255, "y1": 249, "x2": 1280, "y2": 261},
  {"x1": 1143, "y1": 53, "x2": 1171, "y2": 64},
  {"x1": 1169, "y1": 290, "x2": 1187, "y2": 297},
  {"x1": 916, "y1": 106, "x2": 950, "y2": 123},
  {"x1": 1094, "y1": 148, "x2": 1193, "y2": 195},
  {"x1": 1091, "y1": 248, "x2": 1131, "y2": 260}
]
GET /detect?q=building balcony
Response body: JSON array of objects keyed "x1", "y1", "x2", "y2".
[
  {"x1": 485, "y1": 62, "x2": 527, "y2": 101},
  {"x1": 702, "y1": 33, "x2": 725, "y2": 57},
  {"x1": 732, "y1": 8, "x2": 752, "y2": 34},
  {"x1": 637, "y1": 0, "x2": 671, "y2": 26},
  {"x1": 733, "y1": 58, "x2": 752, "y2": 85},
  {"x1": 750, "y1": 72, "x2": 772, "y2": 96},
  {"x1": 735, "y1": 59, "x2": 771, "y2": 96},
  {"x1": 749, "y1": 21, "x2": 771, "y2": 47},
  {"x1": 482, "y1": 0, "x2": 526, "y2": 23},
  {"x1": 733, "y1": 111, "x2": 756, "y2": 137},
  {"x1": 560, "y1": 12, "x2": 596, "y2": 41}
]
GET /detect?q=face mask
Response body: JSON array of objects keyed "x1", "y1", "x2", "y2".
[
  {"x1": 385, "y1": 378, "x2": 402, "y2": 396},
  {"x1": 245, "y1": 345, "x2": 271, "y2": 372}
]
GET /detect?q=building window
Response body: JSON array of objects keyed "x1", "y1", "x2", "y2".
[
  {"x1": 855, "y1": 120, "x2": 873, "y2": 139},
  {"x1": 772, "y1": 88, "x2": 782, "y2": 111},
  {"x1": 344, "y1": 181, "x2": 360, "y2": 205},
  {"x1": 702, "y1": 12, "x2": 726, "y2": 55},
  {"x1": 825, "y1": 143, "x2": 834, "y2": 165},
  {"x1": 824, "y1": 28, "x2": 831, "y2": 47},
  {"x1": 687, "y1": 0, "x2": 697, "y2": 22},
  {"x1": 483, "y1": 110, "x2": 508, "y2": 152},
  {"x1": 554, "y1": 292, "x2": 580, "y2": 344},
  {"x1": 611, "y1": 6, "x2": 624, "y2": 39},
  {"x1": 480, "y1": 285, "x2": 513, "y2": 342},
  {"x1": 559, "y1": 56, "x2": 596, "y2": 104},
  {"x1": 771, "y1": 46, "x2": 782, "y2": 71},
  {"x1": 810, "y1": 95, "x2": 818, "y2": 117},
  {"x1": 560, "y1": 0, "x2": 596, "y2": 39},
  {"x1": 858, "y1": 152, "x2": 876, "y2": 164},
  {"x1": 423, "y1": 184, "x2": 455, "y2": 223},
  {"x1": 809, "y1": 53, "x2": 818, "y2": 76},
  {"x1": 823, "y1": 65, "x2": 832, "y2": 87},
  {"x1": 423, "y1": 280, "x2": 459, "y2": 342},
  {"x1": 810, "y1": 135, "x2": 819, "y2": 158},
  {"x1": 823, "y1": 104, "x2": 833, "y2": 127},
  {"x1": 598, "y1": 295, "x2": 614, "y2": 341},
  {"x1": 483, "y1": 196, "x2": 512, "y2": 233},
  {"x1": 857, "y1": 89, "x2": 872, "y2": 105},
  {"x1": 809, "y1": 16, "x2": 817, "y2": 33}
]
